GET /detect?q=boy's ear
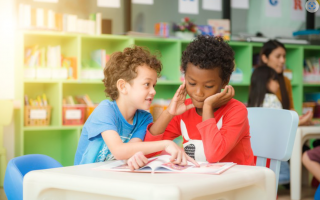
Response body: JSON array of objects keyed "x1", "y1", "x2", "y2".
[
  {"x1": 117, "y1": 79, "x2": 128, "y2": 95},
  {"x1": 222, "y1": 78, "x2": 230, "y2": 88}
]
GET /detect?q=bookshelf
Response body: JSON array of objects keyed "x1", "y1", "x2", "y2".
[{"x1": 15, "y1": 31, "x2": 320, "y2": 167}]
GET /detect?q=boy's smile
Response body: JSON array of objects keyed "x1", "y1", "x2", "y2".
[{"x1": 185, "y1": 63, "x2": 226, "y2": 115}]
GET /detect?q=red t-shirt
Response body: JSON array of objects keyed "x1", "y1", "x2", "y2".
[{"x1": 145, "y1": 98, "x2": 254, "y2": 165}]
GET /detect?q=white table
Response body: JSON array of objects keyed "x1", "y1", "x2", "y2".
[
  {"x1": 23, "y1": 162, "x2": 276, "y2": 200},
  {"x1": 291, "y1": 126, "x2": 320, "y2": 200}
]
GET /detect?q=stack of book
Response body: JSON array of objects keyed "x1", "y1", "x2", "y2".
[
  {"x1": 24, "y1": 45, "x2": 77, "y2": 80},
  {"x1": 19, "y1": 4, "x2": 108, "y2": 35}
]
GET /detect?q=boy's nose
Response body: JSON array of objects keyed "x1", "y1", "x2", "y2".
[
  {"x1": 150, "y1": 87, "x2": 156, "y2": 95},
  {"x1": 195, "y1": 87, "x2": 204, "y2": 97}
]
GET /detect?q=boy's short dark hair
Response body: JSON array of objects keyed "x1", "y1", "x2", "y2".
[
  {"x1": 103, "y1": 46, "x2": 162, "y2": 100},
  {"x1": 181, "y1": 35, "x2": 235, "y2": 83}
]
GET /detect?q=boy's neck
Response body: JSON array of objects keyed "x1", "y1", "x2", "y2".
[
  {"x1": 115, "y1": 97, "x2": 136, "y2": 124},
  {"x1": 196, "y1": 107, "x2": 220, "y2": 116}
]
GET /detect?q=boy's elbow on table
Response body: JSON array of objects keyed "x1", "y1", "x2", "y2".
[
  {"x1": 204, "y1": 149, "x2": 226, "y2": 163},
  {"x1": 206, "y1": 156, "x2": 220, "y2": 163}
]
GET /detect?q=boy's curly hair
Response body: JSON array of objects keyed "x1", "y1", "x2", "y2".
[
  {"x1": 181, "y1": 35, "x2": 235, "y2": 83},
  {"x1": 103, "y1": 46, "x2": 162, "y2": 100}
]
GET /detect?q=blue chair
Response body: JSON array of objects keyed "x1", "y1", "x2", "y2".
[
  {"x1": 4, "y1": 154, "x2": 62, "y2": 200},
  {"x1": 315, "y1": 184, "x2": 320, "y2": 200},
  {"x1": 247, "y1": 108, "x2": 299, "y2": 191}
]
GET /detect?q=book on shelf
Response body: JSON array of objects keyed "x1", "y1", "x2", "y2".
[
  {"x1": 93, "y1": 155, "x2": 236, "y2": 174},
  {"x1": 75, "y1": 95, "x2": 93, "y2": 106},
  {"x1": 19, "y1": 4, "x2": 100, "y2": 35}
]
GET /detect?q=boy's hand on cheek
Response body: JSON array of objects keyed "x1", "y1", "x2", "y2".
[
  {"x1": 204, "y1": 85, "x2": 235, "y2": 109},
  {"x1": 167, "y1": 80, "x2": 194, "y2": 116},
  {"x1": 127, "y1": 151, "x2": 149, "y2": 171}
]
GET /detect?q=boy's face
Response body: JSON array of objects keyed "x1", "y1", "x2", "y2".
[
  {"x1": 127, "y1": 65, "x2": 157, "y2": 110},
  {"x1": 185, "y1": 62, "x2": 227, "y2": 109}
]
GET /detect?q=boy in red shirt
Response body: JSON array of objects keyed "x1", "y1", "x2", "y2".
[{"x1": 130, "y1": 36, "x2": 254, "y2": 167}]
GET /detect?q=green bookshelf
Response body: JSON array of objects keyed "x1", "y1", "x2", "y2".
[{"x1": 15, "y1": 31, "x2": 320, "y2": 166}]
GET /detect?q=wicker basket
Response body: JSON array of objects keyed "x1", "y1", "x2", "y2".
[{"x1": 24, "y1": 106, "x2": 51, "y2": 126}]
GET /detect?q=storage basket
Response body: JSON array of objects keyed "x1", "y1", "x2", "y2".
[
  {"x1": 62, "y1": 105, "x2": 86, "y2": 125},
  {"x1": 24, "y1": 106, "x2": 51, "y2": 126}
]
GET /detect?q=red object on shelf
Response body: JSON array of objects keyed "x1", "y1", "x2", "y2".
[{"x1": 62, "y1": 105, "x2": 86, "y2": 125}]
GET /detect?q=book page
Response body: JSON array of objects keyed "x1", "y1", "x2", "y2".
[
  {"x1": 183, "y1": 162, "x2": 236, "y2": 174},
  {"x1": 93, "y1": 155, "x2": 236, "y2": 175},
  {"x1": 147, "y1": 155, "x2": 195, "y2": 172}
]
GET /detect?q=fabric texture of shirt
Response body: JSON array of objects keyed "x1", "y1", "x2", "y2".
[
  {"x1": 145, "y1": 98, "x2": 255, "y2": 165},
  {"x1": 74, "y1": 100, "x2": 152, "y2": 165},
  {"x1": 263, "y1": 93, "x2": 283, "y2": 109}
]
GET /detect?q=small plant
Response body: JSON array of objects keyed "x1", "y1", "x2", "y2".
[{"x1": 172, "y1": 17, "x2": 198, "y2": 33}]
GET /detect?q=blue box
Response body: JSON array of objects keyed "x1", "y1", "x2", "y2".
[{"x1": 305, "y1": 93, "x2": 320, "y2": 103}]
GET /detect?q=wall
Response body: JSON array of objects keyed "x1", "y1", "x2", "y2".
[
  {"x1": 131, "y1": 0, "x2": 320, "y2": 38},
  {"x1": 0, "y1": 0, "x2": 16, "y2": 162},
  {"x1": 131, "y1": 0, "x2": 248, "y2": 36}
]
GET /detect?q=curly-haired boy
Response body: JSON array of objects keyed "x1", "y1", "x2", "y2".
[
  {"x1": 74, "y1": 46, "x2": 198, "y2": 169},
  {"x1": 144, "y1": 36, "x2": 254, "y2": 165}
]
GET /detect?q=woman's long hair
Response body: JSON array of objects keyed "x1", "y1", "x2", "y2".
[
  {"x1": 259, "y1": 40, "x2": 289, "y2": 109},
  {"x1": 248, "y1": 65, "x2": 279, "y2": 107}
]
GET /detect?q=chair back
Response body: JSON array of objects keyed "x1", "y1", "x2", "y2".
[
  {"x1": 248, "y1": 108, "x2": 299, "y2": 189},
  {"x1": 4, "y1": 154, "x2": 62, "y2": 200}
]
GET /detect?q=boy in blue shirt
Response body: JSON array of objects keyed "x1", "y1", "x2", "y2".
[{"x1": 74, "y1": 46, "x2": 198, "y2": 170}]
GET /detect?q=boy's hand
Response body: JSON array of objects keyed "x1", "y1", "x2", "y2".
[
  {"x1": 203, "y1": 85, "x2": 235, "y2": 110},
  {"x1": 164, "y1": 140, "x2": 200, "y2": 167},
  {"x1": 167, "y1": 81, "x2": 194, "y2": 116},
  {"x1": 127, "y1": 151, "x2": 149, "y2": 171}
]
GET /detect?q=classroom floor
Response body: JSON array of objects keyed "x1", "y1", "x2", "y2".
[
  {"x1": 277, "y1": 186, "x2": 316, "y2": 200},
  {"x1": 0, "y1": 186, "x2": 316, "y2": 200}
]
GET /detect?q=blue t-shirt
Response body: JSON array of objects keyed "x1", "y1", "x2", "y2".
[{"x1": 74, "y1": 100, "x2": 153, "y2": 165}]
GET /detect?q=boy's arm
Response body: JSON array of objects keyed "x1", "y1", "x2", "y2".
[
  {"x1": 102, "y1": 130, "x2": 198, "y2": 168},
  {"x1": 144, "y1": 115, "x2": 182, "y2": 158},
  {"x1": 149, "y1": 81, "x2": 194, "y2": 136},
  {"x1": 197, "y1": 105, "x2": 248, "y2": 163},
  {"x1": 102, "y1": 130, "x2": 171, "y2": 160},
  {"x1": 148, "y1": 110, "x2": 174, "y2": 135}
]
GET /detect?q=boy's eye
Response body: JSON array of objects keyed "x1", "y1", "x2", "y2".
[
  {"x1": 188, "y1": 82, "x2": 196, "y2": 86},
  {"x1": 145, "y1": 83, "x2": 149, "y2": 86},
  {"x1": 205, "y1": 85, "x2": 214, "y2": 88}
]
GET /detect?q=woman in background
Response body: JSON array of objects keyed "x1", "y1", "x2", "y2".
[{"x1": 259, "y1": 40, "x2": 313, "y2": 125}]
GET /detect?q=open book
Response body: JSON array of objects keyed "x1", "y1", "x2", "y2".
[{"x1": 93, "y1": 155, "x2": 236, "y2": 174}]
